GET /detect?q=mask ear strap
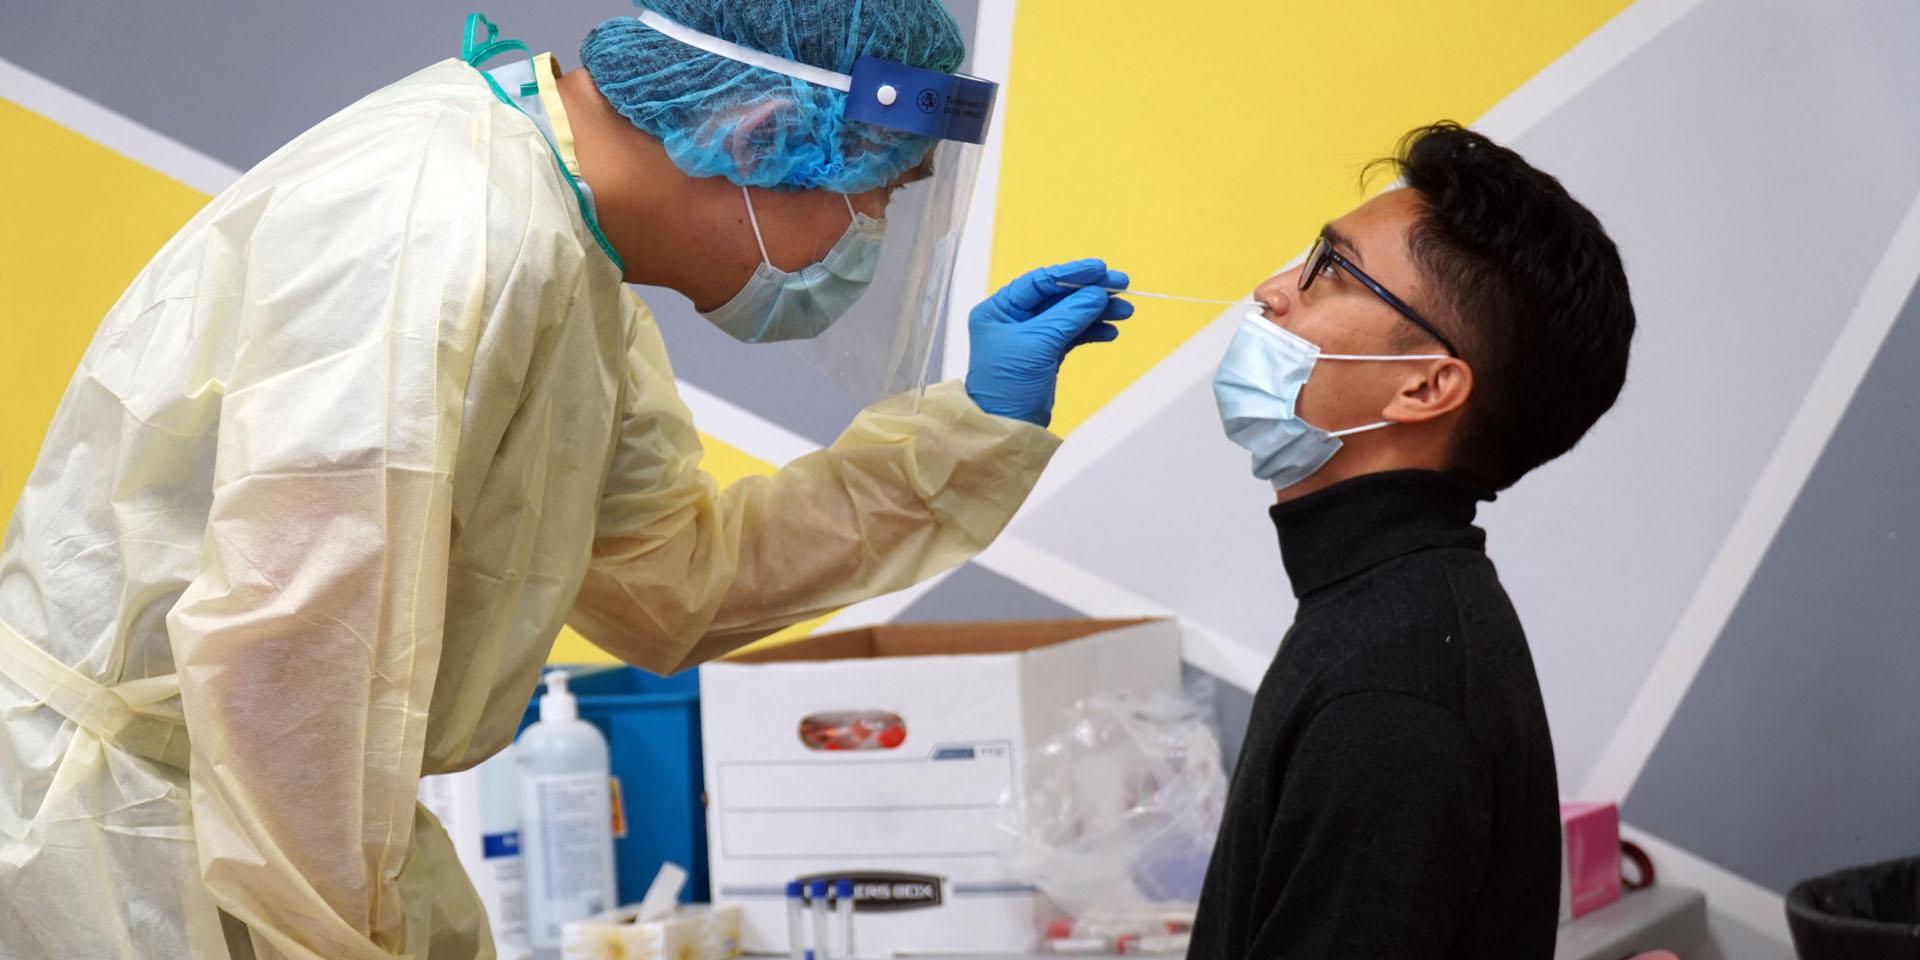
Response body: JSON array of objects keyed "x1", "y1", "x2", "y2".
[
  {"x1": 841, "y1": 193, "x2": 858, "y2": 221},
  {"x1": 1327, "y1": 420, "x2": 1393, "y2": 439},
  {"x1": 741, "y1": 185, "x2": 772, "y2": 265}
]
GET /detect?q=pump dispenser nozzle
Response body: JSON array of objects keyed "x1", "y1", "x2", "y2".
[{"x1": 540, "y1": 670, "x2": 577, "y2": 722}]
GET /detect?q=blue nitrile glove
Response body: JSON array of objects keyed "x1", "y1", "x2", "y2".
[{"x1": 965, "y1": 259, "x2": 1133, "y2": 428}]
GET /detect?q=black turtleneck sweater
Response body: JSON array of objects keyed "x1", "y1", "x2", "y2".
[{"x1": 1188, "y1": 470, "x2": 1560, "y2": 960}]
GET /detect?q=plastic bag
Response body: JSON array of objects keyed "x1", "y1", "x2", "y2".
[{"x1": 1000, "y1": 678, "x2": 1229, "y2": 921}]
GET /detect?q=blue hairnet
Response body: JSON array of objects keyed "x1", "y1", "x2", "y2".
[{"x1": 581, "y1": 0, "x2": 966, "y2": 193}]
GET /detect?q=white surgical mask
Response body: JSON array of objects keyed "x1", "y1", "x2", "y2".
[
  {"x1": 700, "y1": 188, "x2": 886, "y2": 343},
  {"x1": 1213, "y1": 310, "x2": 1448, "y2": 490}
]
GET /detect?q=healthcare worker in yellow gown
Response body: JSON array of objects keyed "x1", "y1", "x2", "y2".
[{"x1": 0, "y1": 2, "x2": 1135, "y2": 957}]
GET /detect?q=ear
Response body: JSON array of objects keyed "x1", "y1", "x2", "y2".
[
  {"x1": 715, "y1": 99, "x2": 796, "y2": 179},
  {"x1": 848, "y1": 184, "x2": 890, "y2": 220},
  {"x1": 1382, "y1": 357, "x2": 1473, "y2": 425}
]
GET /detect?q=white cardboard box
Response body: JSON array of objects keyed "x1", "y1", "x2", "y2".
[{"x1": 700, "y1": 618, "x2": 1182, "y2": 958}]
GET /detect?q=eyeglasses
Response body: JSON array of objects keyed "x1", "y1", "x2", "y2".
[{"x1": 1301, "y1": 233, "x2": 1458, "y2": 357}]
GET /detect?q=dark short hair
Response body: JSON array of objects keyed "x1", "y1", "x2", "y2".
[{"x1": 1371, "y1": 122, "x2": 1635, "y2": 490}]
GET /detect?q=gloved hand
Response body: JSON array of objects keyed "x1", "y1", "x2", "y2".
[{"x1": 965, "y1": 259, "x2": 1132, "y2": 428}]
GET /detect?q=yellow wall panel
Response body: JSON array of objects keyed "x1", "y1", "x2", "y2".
[
  {"x1": 0, "y1": 100, "x2": 208, "y2": 523},
  {"x1": 991, "y1": 0, "x2": 1635, "y2": 434}
]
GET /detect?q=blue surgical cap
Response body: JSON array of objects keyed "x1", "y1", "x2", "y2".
[{"x1": 581, "y1": 0, "x2": 966, "y2": 193}]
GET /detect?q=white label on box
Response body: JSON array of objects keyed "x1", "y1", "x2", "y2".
[{"x1": 716, "y1": 742, "x2": 1013, "y2": 860}]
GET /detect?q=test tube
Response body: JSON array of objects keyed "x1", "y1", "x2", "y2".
[
  {"x1": 786, "y1": 881, "x2": 806, "y2": 960},
  {"x1": 810, "y1": 880, "x2": 833, "y2": 960},
  {"x1": 836, "y1": 879, "x2": 856, "y2": 960}
]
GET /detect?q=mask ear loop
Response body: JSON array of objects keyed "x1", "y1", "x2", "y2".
[
  {"x1": 1327, "y1": 421, "x2": 1393, "y2": 439},
  {"x1": 740, "y1": 185, "x2": 772, "y2": 266},
  {"x1": 1314, "y1": 353, "x2": 1451, "y2": 438},
  {"x1": 1319, "y1": 352, "x2": 1451, "y2": 361}
]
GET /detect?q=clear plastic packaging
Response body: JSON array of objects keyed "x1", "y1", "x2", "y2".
[{"x1": 1001, "y1": 678, "x2": 1229, "y2": 924}]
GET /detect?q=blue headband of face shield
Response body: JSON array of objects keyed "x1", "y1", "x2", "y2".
[{"x1": 631, "y1": 9, "x2": 997, "y2": 146}]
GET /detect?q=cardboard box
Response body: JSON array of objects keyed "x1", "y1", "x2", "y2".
[
  {"x1": 700, "y1": 618, "x2": 1183, "y2": 958},
  {"x1": 1559, "y1": 802, "x2": 1622, "y2": 922}
]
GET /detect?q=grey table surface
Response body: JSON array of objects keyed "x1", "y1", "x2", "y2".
[{"x1": 1553, "y1": 885, "x2": 1709, "y2": 960}]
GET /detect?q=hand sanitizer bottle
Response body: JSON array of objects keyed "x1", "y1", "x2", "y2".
[{"x1": 518, "y1": 670, "x2": 616, "y2": 959}]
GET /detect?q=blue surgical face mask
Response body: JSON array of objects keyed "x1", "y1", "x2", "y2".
[
  {"x1": 1213, "y1": 310, "x2": 1448, "y2": 490},
  {"x1": 701, "y1": 188, "x2": 886, "y2": 343}
]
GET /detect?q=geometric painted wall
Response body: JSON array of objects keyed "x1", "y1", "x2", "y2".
[
  {"x1": 7, "y1": 2, "x2": 1919, "y2": 957},
  {"x1": 1628, "y1": 275, "x2": 1920, "y2": 896}
]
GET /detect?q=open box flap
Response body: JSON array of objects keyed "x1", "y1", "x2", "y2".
[{"x1": 724, "y1": 618, "x2": 1161, "y2": 665}]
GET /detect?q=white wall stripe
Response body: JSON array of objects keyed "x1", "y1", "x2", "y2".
[
  {"x1": 1623, "y1": 825, "x2": 1792, "y2": 946},
  {"x1": 1582, "y1": 187, "x2": 1920, "y2": 802},
  {"x1": 825, "y1": 568, "x2": 961, "y2": 631},
  {"x1": 1018, "y1": 295, "x2": 1261, "y2": 513},
  {"x1": 676, "y1": 382, "x2": 821, "y2": 468},
  {"x1": 973, "y1": 535, "x2": 1270, "y2": 691},
  {"x1": 1472, "y1": 0, "x2": 1710, "y2": 142},
  {"x1": 0, "y1": 56, "x2": 239, "y2": 195},
  {"x1": 941, "y1": 0, "x2": 1017, "y2": 382}
]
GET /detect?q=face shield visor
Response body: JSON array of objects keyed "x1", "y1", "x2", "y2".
[{"x1": 633, "y1": 9, "x2": 997, "y2": 407}]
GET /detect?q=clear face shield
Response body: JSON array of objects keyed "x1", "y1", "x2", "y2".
[
  {"x1": 634, "y1": 10, "x2": 997, "y2": 408},
  {"x1": 791, "y1": 135, "x2": 985, "y2": 408}
]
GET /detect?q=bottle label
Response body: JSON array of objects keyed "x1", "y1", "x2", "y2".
[
  {"x1": 483, "y1": 830, "x2": 521, "y2": 859},
  {"x1": 609, "y1": 776, "x2": 627, "y2": 839},
  {"x1": 522, "y1": 772, "x2": 616, "y2": 945},
  {"x1": 480, "y1": 836, "x2": 528, "y2": 948}
]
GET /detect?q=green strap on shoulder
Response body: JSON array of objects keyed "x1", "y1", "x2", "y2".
[{"x1": 459, "y1": 13, "x2": 625, "y2": 272}]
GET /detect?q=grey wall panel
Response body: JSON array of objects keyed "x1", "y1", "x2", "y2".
[
  {"x1": 5, "y1": 2, "x2": 674, "y2": 171},
  {"x1": 1627, "y1": 284, "x2": 1920, "y2": 893},
  {"x1": 1472, "y1": 0, "x2": 1920, "y2": 786},
  {"x1": 893, "y1": 562, "x2": 1082, "y2": 623},
  {"x1": 1, "y1": 1, "x2": 978, "y2": 170}
]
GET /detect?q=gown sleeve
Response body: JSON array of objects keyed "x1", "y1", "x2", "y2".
[{"x1": 568, "y1": 293, "x2": 1061, "y2": 673}]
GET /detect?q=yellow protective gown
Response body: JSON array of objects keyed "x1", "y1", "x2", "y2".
[{"x1": 0, "y1": 56, "x2": 1057, "y2": 960}]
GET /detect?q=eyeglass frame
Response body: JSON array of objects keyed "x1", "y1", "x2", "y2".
[{"x1": 1300, "y1": 233, "x2": 1459, "y2": 357}]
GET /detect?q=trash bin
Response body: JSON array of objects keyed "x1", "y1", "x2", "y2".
[{"x1": 1785, "y1": 855, "x2": 1920, "y2": 960}]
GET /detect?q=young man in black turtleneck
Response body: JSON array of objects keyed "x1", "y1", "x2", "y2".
[{"x1": 1191, "y1": 123, "x2": 1636, "y2": 960}]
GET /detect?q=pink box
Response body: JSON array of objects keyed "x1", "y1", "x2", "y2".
[{"x1": 1559, "y1": 802, "x2": 1622, "y2": 922}]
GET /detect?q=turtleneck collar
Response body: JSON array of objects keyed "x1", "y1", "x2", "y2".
[{"x1": 1269, "y1": 469, "x2": 1494, "y2": 600}]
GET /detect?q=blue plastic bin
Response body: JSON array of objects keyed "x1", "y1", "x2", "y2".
[{"x1": 519, "y1": 666, "x2": 708, "y2": 905}]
